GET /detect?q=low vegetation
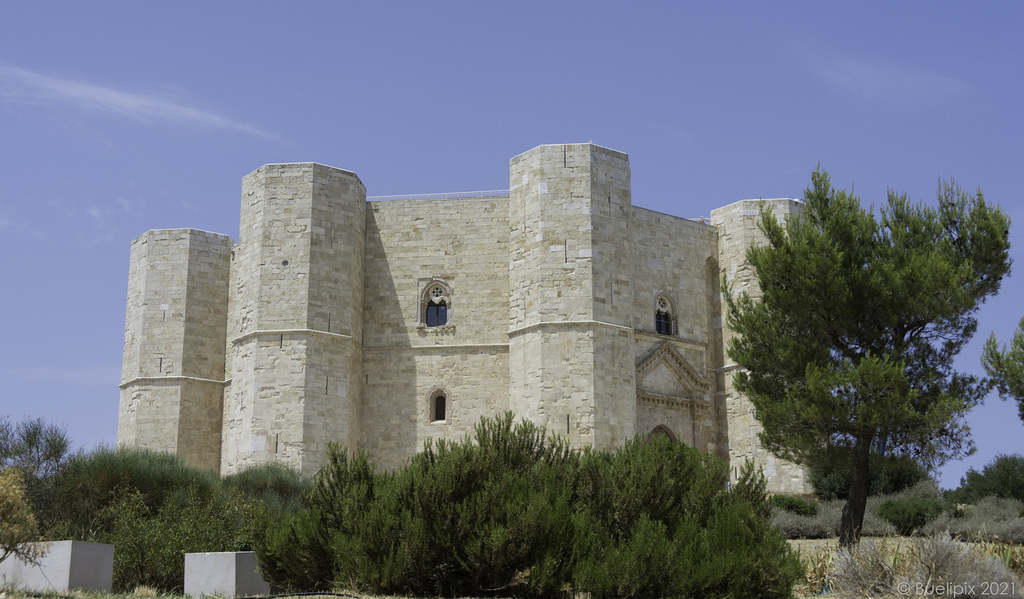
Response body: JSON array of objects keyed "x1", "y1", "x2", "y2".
[
  {"x1": 4, "y1": 414, "x2": 1024, "y2": 598},
  {"x1": 255, "y1": 412, "x2": 801, "y2": 599}
]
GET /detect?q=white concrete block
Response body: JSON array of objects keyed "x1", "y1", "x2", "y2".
[
  {"x1": 184, "y1": 551, "x2": 269, "y2": 598},
  {"x1": 0, "y1": 541, "x2": 114, "y2": 592}
]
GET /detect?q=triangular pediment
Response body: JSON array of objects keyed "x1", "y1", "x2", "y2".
[{"x1": 636, "y1": 342, "x2": 712, "y2": 399}]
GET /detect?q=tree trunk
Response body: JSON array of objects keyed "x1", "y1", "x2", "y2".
[{"x1": 839, "y1": 438, "x2": 872, "y2": 547}]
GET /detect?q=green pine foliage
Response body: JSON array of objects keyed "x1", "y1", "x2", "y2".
[
  {"x1": 725, "y1": 168, "x2": 1011, "y2": 544},
  {"x1": 982, "y1": 315, "x2": 1024, "y2": 424},
  {"x1": 254, "y1": 413, "x2": 802, "y2": 599},
  {"x1": 809, "y1": 453, "x2": 931, "y2": 500}
]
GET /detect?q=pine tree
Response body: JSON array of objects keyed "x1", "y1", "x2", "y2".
[
  {"x1": 725, "y1": 167, "x2": 1011, "y2": 545},
  {"x1": 982, "y1": 316, "x2": 1024, "y2": 424}
]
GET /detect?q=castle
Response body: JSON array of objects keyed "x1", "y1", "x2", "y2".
[{"x1": 117, "y1": 143, "x2": 810, "y2": 493}]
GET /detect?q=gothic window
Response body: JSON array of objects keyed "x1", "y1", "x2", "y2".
[
  {"x1": 422, "y1": 282, "x2": 451, "y2": 327},
  {"x1": 655, "y1": 296, "x2": 674, "y2": 335},
  {"x1": 650, "y1": 425, "x2": 677, "y2": 442},
  {"x1": 429, "y1": 389, "x2": 449, "y2": 422}
]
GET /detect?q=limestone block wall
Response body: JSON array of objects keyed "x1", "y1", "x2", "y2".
[
  {"x1": 627, "y1": 208, "x2": 726, "y2": 454},
  {"x1": 712, "y1": 198, "x2": 811, "y2": 493},
  {"x1": 361, "y1": 196, "x2": 510, "y2": 470},
  {"x1": 508, "y1": 144, "x2": 633, "y2": 448},
  {"x1": 117, "y1": 229, "x2": 232, "y2": 472},
  {"x1": 587, "y1": 146, "x2": 636, "y2": 450},
  {"x1": 115, "y1": 144, "x2": 811, "y2": 492},
  {"x1": 223, "y1": 163, "x2": 365, "y2": 476}
]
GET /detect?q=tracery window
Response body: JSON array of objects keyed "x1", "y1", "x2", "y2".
[
  {"x1": 422, "y1": 282, "x2": 451, "y2": 327},
  {"x1": 655, "y1": 296, "x2": 674, "y2": 335}
]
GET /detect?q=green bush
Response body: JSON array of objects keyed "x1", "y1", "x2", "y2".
[
  {"x1": 93, "y1": 488, "x2": 258, "y2": 591},
  {"x1": 947, "y1": 454, "x2": 1024, "y2": 505},
  {"x1": 41, "y1": 448, "x2": 299, "y2": 592},
  {"x1": 877, "y1": 497, "x2": 946, "y2": 535},
  {"x1": 771, "y1": 495, "x2": 897, "y2": 539},
  {"x1": 223, "y1": 462, "x2": 308, "y2": 515},
  {"x1": 923, "y1": 496, "x2": 1024, "y2": 544},
  {"x1": 770, "y1": 494, "x2": 818, "y2": 516},
  {"x1": 809, "y1": 452, "x2": 930, "y2": 501},
  {"x1": 44, "y1": 447, "x2": 219, "y2": 537},
  {"x1": 255, "y1": 413, "x2": 802, "y2": 599}
]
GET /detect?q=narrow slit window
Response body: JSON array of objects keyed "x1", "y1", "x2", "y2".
[{"x1": 433, "y1": 395, "x2": 446, "y2": 421}]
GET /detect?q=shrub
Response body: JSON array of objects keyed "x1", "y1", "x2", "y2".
[
  {"x1": 948, "y1": 453, "x2": 1024, "y2": 505},
  {"x1": 96, "y1": 488, "x2": 258, "y2": 592},
  {"x1": 0, "y1": 468, "x2": 46, "y2": 564},
  {"x1": 41, "y1": 448, "x2": 285, "y2": 593},
  {"x1": 772, "y1": 494, "x2": 898, "y2": 539},
  {"x1": 0, "y1": 417, "x2": 74, "y2": 516},
  {"x1": 923, "y1": 496, "x2": 1024, "y2": 544},
  {"x1": 877, "y1": 497, "x2": 946, "y2": 535},
  {"x1": 770, "y1": 494, "x2": 818, "y2": 516},
  {"x1": 255, "y1": 413, "x2": 802, "y2": 599},
  {"x1": 222, "y1": 463, "x2": 308, "y2": 515},
  {"x1": 45, "y1": 447, "x2": 219, "y2": 537},
  {"x1": 828, "y1": 535, "x2": 1019, "y2": 598},
  {"x1": 810, "y1": 452, "x2": 930, "y2": 500}
]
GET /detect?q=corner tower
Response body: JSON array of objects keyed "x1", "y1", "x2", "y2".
[
  {"x1": 712, "y1": 198, "x2": 811, "y2": 493},
  {"x1": 118, "y1": 229, "x2": 232, "y2": 472},
  {"x1": 508, "y1": 144, "x2": 636, "y2": 449},
  {"x1": 223, "y1": 163, "x2": 365, "y2": 476}
]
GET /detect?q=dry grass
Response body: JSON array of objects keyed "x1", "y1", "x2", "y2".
[
  {"x1": 4, "y1": 538, "x2": 1022, "y2": 599},
  {"x1": 789, "y1": 535, "x2": 1024, "y2": 598}
]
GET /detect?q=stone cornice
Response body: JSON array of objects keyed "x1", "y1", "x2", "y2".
[
  {"x1": 120, "y1": 375, "x2": 227, "y2": 389},
  {"x1": 637, "y1": 389, "x2": 712, "y2": 415},
  {"x1": 508, "y1": 319, "x2": 633, "y2": 337},
  {"x1": 231, "y1": 328, "x2": 354, "y2": 345},
  {"x1": 362, "y1": 343, "x2": 509, "y2": 352}
]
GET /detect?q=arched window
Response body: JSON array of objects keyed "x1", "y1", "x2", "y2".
[
  {"x1": 655, "y1": 296, "x2": 674, "y2": 335},
  {"x1": 429, "y1": 388, "x2": 449, "y2": 423},
  {"x1": 421, "y1": 282, "x2": 451, "y2": 327},
  {"x1": 650, "y1": 425, "x2": 677, "y2": 442},
  {"x1": 434, "y1": 395, "x2": 446, "y2": 421}
]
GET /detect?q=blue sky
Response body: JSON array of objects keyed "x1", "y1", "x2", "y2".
[{"x1": 1, "y1": 2, "x2": 1020, "y2": 489}]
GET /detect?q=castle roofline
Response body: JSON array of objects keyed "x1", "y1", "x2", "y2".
[
  {"x1": 130, "y1": 228, "x2": 234, "y2": 245},
  {"x1": 510, "y1": 142, "x2": 629, "y2": 163},
  {"x1": 714, "y1": 198, "x2": 802, "y2": 210},
  {"x1": 249, "y1": 162, "x2": 365, "y2": 188}
]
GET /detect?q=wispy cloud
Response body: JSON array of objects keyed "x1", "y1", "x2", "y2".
[
  {"x1": 0, "y1": 64, "x2": 276, "y2": 139},
  {"x1": 810, "y1": 57, "x2": 968, "y2": 106}
]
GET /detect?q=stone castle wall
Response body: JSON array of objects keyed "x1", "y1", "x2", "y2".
[
  {"x1": 712, "y1": 199, "x2": 811, "y2": 492},
  {"x1": 118, "y1": 229, "x2": 232, "y2": 472},
  {"x1": 361, "y1": 195, "x2": 511, "y2": 471},
  {"x1": 117, "y1": 143, "x2": 811, "y2": 492}
]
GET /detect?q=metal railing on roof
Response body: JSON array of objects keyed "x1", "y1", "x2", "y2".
[{"x1": 367, "y1": 190, "x2": 510, "y2": 201}]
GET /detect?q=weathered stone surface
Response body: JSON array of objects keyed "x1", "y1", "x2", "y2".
[
  {"x1": 184, "y1": 551, "x2": 269, "y2": 598},
  {"x1": 0, "y1": 541, "x2": 114, "y2": 593},
  {"x1": 117, "y1": 143, "x2": 810, "y2": 492}
]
